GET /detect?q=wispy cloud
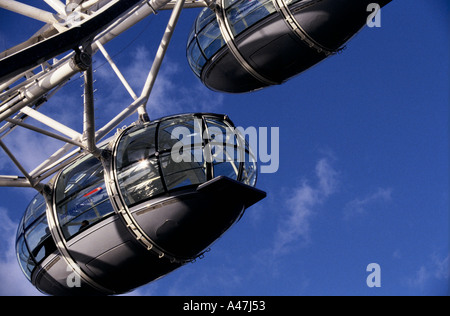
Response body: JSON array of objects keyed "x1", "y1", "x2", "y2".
[
  {"x1": 94, "y1": 45, "x2": 223, "y2": 122},
  {"x1": 405, "y1": 253, "x2": 449, "y2": 292},
  {"x1": 344, "y1": 187, "x2": 393, "y2": 220},
  {"x1": 273, "y1": 157, "x2": 339, "y2": 255},
  {"x1": 0, "y1": 208, "x2": 42, "y2": 295},
  {"x1": 0, "y1": 126, "x2": 65, "y2": 174}
]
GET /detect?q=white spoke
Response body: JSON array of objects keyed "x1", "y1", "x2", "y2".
[
  {"x1": 20, "y1": 106, "x2": 82, "y2": 141},
  {"x1": 43, "y1": 0, "x2": 67, "y2": 16},
  {"x1": 0, "y1": 0, "x2": 58, "y2": 24},
  {"x1": 96, "y1": 40, "x2": 138, "y2": 100}
]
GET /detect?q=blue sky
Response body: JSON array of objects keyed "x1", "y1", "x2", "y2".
[{"x1": 0, "y1": 0, "x2": 448, "y2": 296}]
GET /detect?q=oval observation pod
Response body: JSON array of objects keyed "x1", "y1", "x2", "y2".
[
  {"x1": 187, "y1": 0, "x2": 392, "y2": 93},
  {"x1": 16, "y1": 113, "x2": 265, "y2": 295}
]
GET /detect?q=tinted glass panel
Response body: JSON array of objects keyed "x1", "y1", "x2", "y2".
[
  {"x1": 55, "y1": 155, "x2": 113, "y2": 239},
  {"x1": 24, "y1": 194, "x2": 46, "y2": 228},
  {"x1": 197, "y1": 19, "x2": 224, "y2": 59},
  {"x1": 242, "y1": 149, "x2": 257, "y2": 186},
  {"x1": 196, "y1": 7, "x2": 216, "y2": 31},
  {"x1": 206, "y1": 118, "x2": 240, "y2": 180},
  {"x1": 117, "y1": 157, "x2": 164, "y2": 206},
  {"x1": 187, "y1": 41, "x2": 206, "y2": 77},
  {"x1": 160, "y1": 152, "x2": 206, "y2": 190},
  {"x1": 116, "y1": 124, "x2": 164, "y2": 206},
  {"x1": 159, "y1": 117, "x2": 206, "y2": 189},
  {"x1": 26, "y1": 215, "x2": 56, "y2": 263},
  {"x1": 16, "y1": 235, "x2": 34, "y2": 280},
  {"x1": 116, "y1": 125, "x2": 157, "y2": 169},
  {"x1": 158, "y1": 117, "x2": 203, "y2": 153},
  {"x1": 226, "y1": 0, "x2": 276, "y2": 36}
]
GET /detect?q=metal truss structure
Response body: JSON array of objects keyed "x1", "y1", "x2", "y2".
[{"x1": 0, "y1": 0, "x2": 210, "y2": 190}]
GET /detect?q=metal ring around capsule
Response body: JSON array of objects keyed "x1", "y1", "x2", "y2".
[
  {"x1": 45, "y1": 175, "x2": 116, "y2": 295},
  {"x1": 273, "y1": 0, "x2": 338, "y2": 56},
  {"x1": 103, "y1": 125, "x2": 192, "y2": 265},
  {"x1": 216, "y1": 0, "x2": 280, "y2": 87}
]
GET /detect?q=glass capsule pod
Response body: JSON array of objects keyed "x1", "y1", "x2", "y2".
[
  {"x1": 187, "y1": 0, "x2": 391, "y2": 93},
  {"x1": 16, "y1": 113, "x2": 265, "y2": 295}
]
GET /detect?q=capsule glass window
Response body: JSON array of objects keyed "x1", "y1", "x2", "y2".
[
  {"x1": 16, "y1": 235, "x2": 34, "y2": 280},
  {"x1": 242, "y1": 149, "x2": 258, "y2": 187},
  {"x1": 197, "y1": 18, "x2": 224, "y2": 59},
  {"x1": 187, "y1": 41, "x2": 206, "y2": 77},
  {"x1": 205, "y1": 118, "x2": 241, "y2": 180},
  {"x1": 24, "y1": 193, "x2": 46, "y2": 228},
  {"x1": 159, "y1": 117, "x2": 206, "y2": 189},
  {"x1": 116, "y1": 124, "x2": 164, "y2": 207},
  {"x1": 25, "y1": 215, "x2": 55, "y2": 263},
  {"x1": 187, "y1": 8, "x2": 226, "y2": 78},
  {"x1": 55, "y1": 155, "x2": 113, "y2": 239},
  {"x1": 226, "y1": 0, "x2": 276, "y2": 36},
  {"x1": 196, "y1": 6, "x2": 216, "y2": 30}
]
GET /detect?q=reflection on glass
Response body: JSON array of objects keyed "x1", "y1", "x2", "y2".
[
  {"x1": 242, "y1": 150, "x2": 257, "y2": 186},
  {"x1": 160, "y1": 153, "x2": 206, "y2": 190},
  {"x1": 16, "y1": 235, "x2": 34, "y2": 280},
  {"x1": 55, "y1": 155, "x2": 113, "y2": 239},
  {"x1": 197, "y1": 19, "x2": 224, "y2": 59},
  {"x1": 26, "y1": 216, "x2": 53, "y2": 263},
  {"x1": 206, "y1": 118, "x2": 240, "y2": 180},
  {"x1": 118, "y1": 158, "x2": 164, "y2": 206},
  {"x1": 187, "y1": 6, "x2": 226, "y2": 78},
  {"x1": 116, "y1": 125, "x2": 156, "y2": 168},
  {"x1": 16, "y1": 192, "x2": 58, "y2": 280},
  {"x1": 187, "y1": 42, "x2": 206, "y2": 77},
  {"x1": 226, "y1": 0, "x2": 276, "y2": 36},
  {"x1": 24, "y1": 194, "x2": 47, "y2": 228},
  {"x1": 115, "y1": 115, "x2": 258, "y2": 207},
  {"x1": 197, "y1": 7, "x2": 216, "y2": 32}
]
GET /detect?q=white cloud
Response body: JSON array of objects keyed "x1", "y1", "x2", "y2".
[
  {"x1": 431, "y1": 253, "x2": 449, "y2": 281},
  {"x1": 405, "y1": 253, "x2": 449, "y2": 291},
  {"x1": 0, "y1": 125, "x2": 64, "y2": 174},
  {"x1": 344, "y1": 187, "x2": 392, "y2": 219},
  {"x1": 93, "y1": 45, "x2": 223, "y2": 123},
  {"x1": 273, "y1": 157, "x2": 338, "y2": 255},
  {"x1": 0, "y1": 208, "x2": 42, "y2": 295}
]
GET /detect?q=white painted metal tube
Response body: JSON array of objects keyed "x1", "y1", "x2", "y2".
[
  {"x1": 141, "y1": 0, "x2": 185, "y2": 100},
  {"x1": 20, "y1": 106, "x2": 82, "y2": 140},
  {"x1": 0, "y1": 58, "x2": 81, "y2": 122},
  {"x1": 96, "y1": 40, "x2": 138, "y2": 100},
  {"x1": 0, "y1": 176, "x2": 31, "y2": 187},
  {"x1": 43, "y1": 0, "x2": 67, "y2": 16},
  {"x1": 0, "y1": 0, "x2": 59, "y2": 24},
  {"x1": 0, "y1": 139, "x2": 32, "y2": 185}
]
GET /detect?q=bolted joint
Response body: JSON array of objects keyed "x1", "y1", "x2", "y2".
[
  {"x1": 204, "y1": 0, "x2": 218, "y2": 10},
  {"x1": 138, "y1": 112, "x2": 150, "y2": 124},
  {"x1": 71, "y1": 50, "x2": 92, "y2": 71}
]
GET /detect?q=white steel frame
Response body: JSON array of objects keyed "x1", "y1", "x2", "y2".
[{"x1": 0, "y1": 0, "x2": 209, "y2": 189}]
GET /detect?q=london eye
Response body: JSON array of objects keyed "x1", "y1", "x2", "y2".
[{"x1": 0, "y1": 0, "x2": 391, "y2": 295}]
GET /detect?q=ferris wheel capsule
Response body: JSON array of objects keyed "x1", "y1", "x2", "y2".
[
  {"x1": 15, "y1": 113, "x2": 265, "y2": 295},
  {"x1": 186, "y1": 0, "x2": 392, "y2": 93}
]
